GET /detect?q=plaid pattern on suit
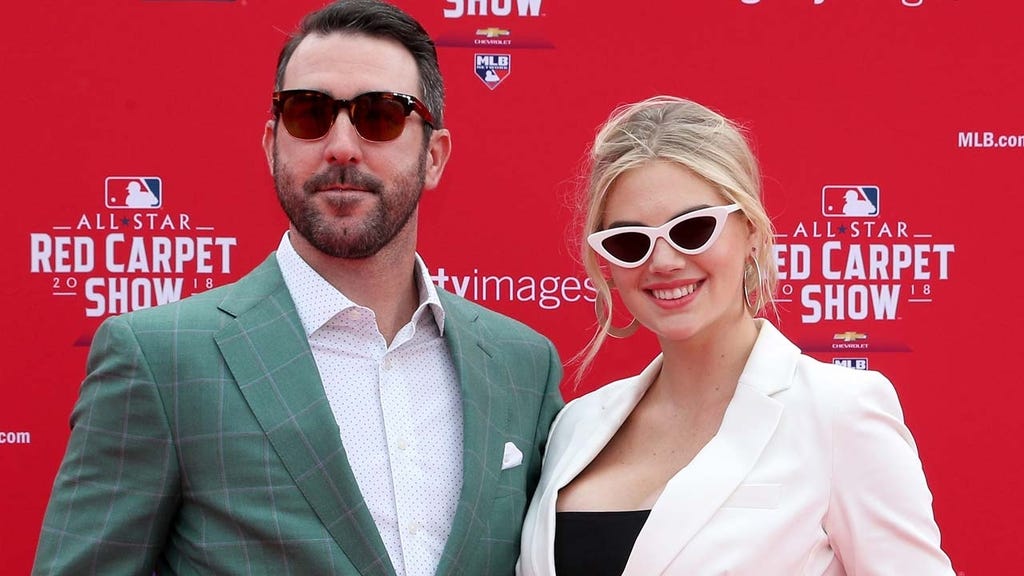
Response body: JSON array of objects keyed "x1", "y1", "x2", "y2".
[{"x1": 33, "y1": 254, "x2": 564, "y2": 576}]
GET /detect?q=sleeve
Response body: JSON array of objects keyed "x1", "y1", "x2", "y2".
[
  {"x1": 536, "y1": 339, "x2": 566, "y2": 458},
  {"x1": 824, "y1": 371, "x2": 955, "y2": 575},
  {"x1": 517, "y1": 340, "x2": 565, "y2": 576},
  {"x1": 32, "y1": 314, "x2": 180, "y2": 576},
  {"x1": 525, "y1": 338, "x2": 565, "y2": 501}
]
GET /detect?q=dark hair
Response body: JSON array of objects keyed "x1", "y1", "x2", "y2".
[{"x1": 273, "y1": 0, "x2": 445, "y2": 129}]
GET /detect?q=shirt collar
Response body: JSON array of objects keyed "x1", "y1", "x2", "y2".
[{"x1": 275, "y1": 231, "x2": 446, "y2": 338}]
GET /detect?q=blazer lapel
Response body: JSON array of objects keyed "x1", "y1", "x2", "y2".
[
  {"x1": 523, "y1": 362, "x2": 656, "y2": 575},
  {"x1": 213, "y1": 255, "x2": 395, "y2": 576},
  {"x1": 624, "y1": 320, "x2": 792, "y2": 575},
  {"x1": 432, "y1": 292, "x2": 512, "y2": 576}
]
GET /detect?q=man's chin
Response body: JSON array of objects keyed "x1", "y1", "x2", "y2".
[{"x1": 308, "y1": 228, "x2": 387, "y2": 260}]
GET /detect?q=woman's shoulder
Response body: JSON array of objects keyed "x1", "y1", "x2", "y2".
[
  {"x1": 559, "y1": 375, "x2": 642, "y2": 418},
  {"x1": 561, "y1": 356, "x2": 661, "y2": 416},
  {"x1": 793, "y1": 352, "x2": 896, "y2": 395},
  {"x1": 755, "y1": 321, "x2": 897, "y2": 400},
  {"x1": 545, "y1": 360, "x2": 658, "y2": 447},
  {"x1": 786, "y1": 350, "x2": 905, "y2": 430}
]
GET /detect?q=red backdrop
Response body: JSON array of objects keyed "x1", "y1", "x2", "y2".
[{"x1": 3, "y1": 1, "x2": 1020, "y2": 573}]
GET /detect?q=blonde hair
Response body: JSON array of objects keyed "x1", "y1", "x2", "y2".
[{"x1": 574, "y1": 96, "x2": 778, "y2": 383}]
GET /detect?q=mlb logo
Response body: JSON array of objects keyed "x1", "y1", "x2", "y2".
[
  {"x1": 105, "y1": 177, "x2": 162, "y2": 209},
  {"x1": 474, "y1": 53, "x2": 511, "y2": 90},
  {"x1": 821, "y1": 185, "x2": 879, "y2": 217},
  {"x1": 833, "y1": 358, "x2": 869, "y2": 370}
]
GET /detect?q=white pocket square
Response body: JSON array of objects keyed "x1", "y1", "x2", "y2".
[{"x1": 501, "y1": 442, "x2": 523, "y2": 470}]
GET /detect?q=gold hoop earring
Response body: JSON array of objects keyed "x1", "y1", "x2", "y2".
[
  {"x1": 744, "y1": 254, "x2": 764, "y2": 312},
  {"x1": 594, "y1": 294, "x2": 639, "y2": 339}
]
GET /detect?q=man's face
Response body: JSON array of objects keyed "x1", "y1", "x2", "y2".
[{"x1": 263, "y1": 32, "x2": 450, "y2": 259}]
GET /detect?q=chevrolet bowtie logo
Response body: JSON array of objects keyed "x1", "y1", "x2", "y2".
[
  {"x1": 475, "y1": 27, "x2": 511, "y2": 38},
  {"x1": 833, "y1": 331, "x2": 867, "y2": 342}
]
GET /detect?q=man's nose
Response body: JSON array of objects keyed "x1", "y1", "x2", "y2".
[{"x1": 322, "y1": 110, "x2": 365, "y2": 165}]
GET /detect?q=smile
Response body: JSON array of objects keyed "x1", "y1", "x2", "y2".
[{"x1": 650, "y1": 282, "x2": 698, "y2": 301}]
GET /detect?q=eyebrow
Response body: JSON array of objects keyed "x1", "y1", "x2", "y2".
[{"x1": 604, "y1": 203, "x2": 714, "y2": 229}]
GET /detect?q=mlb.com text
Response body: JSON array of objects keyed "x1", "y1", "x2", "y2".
[
  {"x1": 958, "y1": 131, "x2": 1024, "y2": 148},
  {"x1": 0, "y1": 431, "x2": 31, "y2": 444}
]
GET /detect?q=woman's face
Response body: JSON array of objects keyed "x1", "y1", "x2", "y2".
[{"x1": 599, "y1": 160, "x2": 754, "y2": 344}]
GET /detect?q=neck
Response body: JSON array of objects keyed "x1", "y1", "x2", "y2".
[
  {"x1": 651, "y1": 315, "x2": 760, "y2": 406},
  {"x1": 289, "y1": 229, "x2": 421, "y2": 345}
]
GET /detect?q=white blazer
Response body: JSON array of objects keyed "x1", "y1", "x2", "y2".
[{"x1": 518, "y1": 320, "x2": 954, "y2": 575}]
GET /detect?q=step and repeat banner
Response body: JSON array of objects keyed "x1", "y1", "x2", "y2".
[{"x1": 3, "y1": 0, "x2": 1020, "y2": 573}]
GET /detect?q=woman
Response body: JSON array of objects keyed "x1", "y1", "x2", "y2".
[{"x1": 518, "y1": 97, "x2": 954, "y2": 575}]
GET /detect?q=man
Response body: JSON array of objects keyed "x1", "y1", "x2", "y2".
[{"x1": 32, "y1": 1, "x2": 563, "y2": 574}]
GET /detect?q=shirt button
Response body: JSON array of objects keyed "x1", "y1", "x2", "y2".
[{"x1": 397, "y1": 438, "x2": 408, "y2": 451}]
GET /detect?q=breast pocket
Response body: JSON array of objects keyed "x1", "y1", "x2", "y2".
[{"x1": 721, "y1": 483, "x2": 782, "y2": 509}]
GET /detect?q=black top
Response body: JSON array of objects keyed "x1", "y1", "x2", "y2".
[{"x1": 553, "y1": 509, "x2": 652, "y2": 576}]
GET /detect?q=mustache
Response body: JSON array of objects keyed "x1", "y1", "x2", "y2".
[{"x1": 302, "y1": 165, "x2": 383, "y2": 194}]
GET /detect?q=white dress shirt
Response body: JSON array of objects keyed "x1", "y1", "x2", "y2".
[{"x1": 276, "y1": 233, "x2": 463, "y2": 576}]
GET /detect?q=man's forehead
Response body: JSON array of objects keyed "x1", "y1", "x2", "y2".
[{"x1": 283, "y1": 32, "x2": 420, "y2": 93}]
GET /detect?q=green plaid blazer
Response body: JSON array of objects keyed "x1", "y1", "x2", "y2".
[{"x1": 33, "y1": 254, "x2": 564, "y2": 576}]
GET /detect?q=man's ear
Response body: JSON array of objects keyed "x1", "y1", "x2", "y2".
[
  {"x1": 422, "y1": 128, "x2": 452, "y2": 191},
  {"x1": 261, "y1": 119, "x2": 276, "y2": 175}
]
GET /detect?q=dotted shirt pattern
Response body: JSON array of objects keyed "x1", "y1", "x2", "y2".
[{"x1": 276, "y1": 233, "x2": 463, "y2": 576}]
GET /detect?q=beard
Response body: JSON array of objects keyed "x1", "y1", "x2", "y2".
[{"x1": 273, "y1": 145, "x2": 427, "y2": 259}]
